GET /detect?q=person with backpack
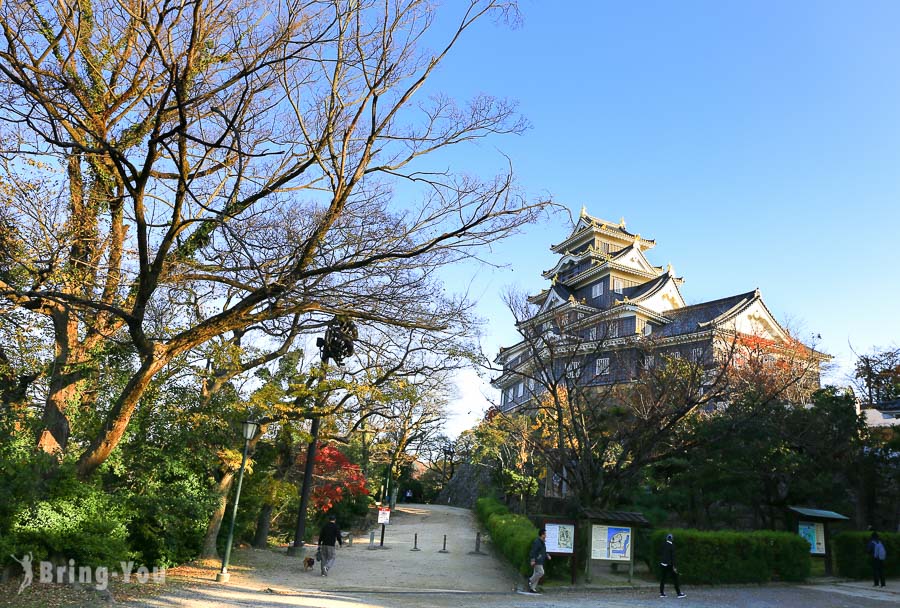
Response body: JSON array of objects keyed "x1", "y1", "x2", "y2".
[
  {"x1": 867, "y1": 531, "x2": 887, "y2": 587},
  {"x1": 659, "y1": 533, "x2": 686, "y2": 598}
]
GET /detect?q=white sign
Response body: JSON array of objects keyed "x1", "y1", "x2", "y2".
[
  {"x1": 591, "y1": 525, "x2": 632, "y2": 561},
  {"x1": 798, "y1": 521, "x2": 825, "y2": 555},
  {"x1": 377, "y1": 507, "x2": 391, "y2": 524},
  {"x1": 544, "y1": 523, "x2": 575, "y2": 554}
]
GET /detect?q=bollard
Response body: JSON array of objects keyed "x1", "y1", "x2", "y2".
[
  {"x1": 367, "y1": 530, "x2": 376, "y2": 550},
  {"x1": 468, "y1": 532, "x2": 485, "y2": 555},
  {"x1": 411, "y1": 532, "x2": 421, "y2": 551},
  {"x1": 438, "y1": 534, "x2": 449, "y2": 553}
]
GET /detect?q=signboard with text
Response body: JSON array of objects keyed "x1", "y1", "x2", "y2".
[
  {"x1": 798, "y1": 521, "x2": 825, "y2": 555},
  {"x1": 377, "y1": 507, "x2": 391, "y2": 524},
  {"x1": 591, "y1": 525, "x2": 632, "y2": 561},
  {"x1": 544, "y1": 522, "x2": 575, "y2": 554}
]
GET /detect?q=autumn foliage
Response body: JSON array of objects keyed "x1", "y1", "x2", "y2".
[{"x1": 299, "y1": 444, "x2": 368, "y2": 513}]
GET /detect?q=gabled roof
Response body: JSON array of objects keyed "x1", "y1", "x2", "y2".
[
  {"x1": 551, "y1": 210, "x2": 656, "y2": 254},
  {"x1": 655, "y1": 290, "x2": 760, "y2": 337},
  {"x1": 609, "y1": 243, "x2": 662, "y2": 275},
  {"x1": 537, "y1": 284, "x2": 574, "y2": 315},
  {"x1": 629, "y1": 271, "x2": 675, "y2": 301}
]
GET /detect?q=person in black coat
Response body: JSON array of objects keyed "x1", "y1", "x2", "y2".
[
  {"x1": 317, "y1": 514, "x2": 343, "y2": 576},
  {"x1": 659, "y1": 533, "x2": 685, "y2": 598},
  {"x1": 527, "y1": 529, "x2": 551, "y2": 593}
]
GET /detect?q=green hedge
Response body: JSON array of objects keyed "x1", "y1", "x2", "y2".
[
  {"x1": 650, "y1": 529, "x2": 811, "y2": 584},
  {"x1": 833, "y1": 532, "x2": 900, "y2": 579},
  {"x1": 475, "y1": 498, "x2": 538, "y2": 576}
]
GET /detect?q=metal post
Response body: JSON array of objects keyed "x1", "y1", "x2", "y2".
[
  {"x1": 469, "y1": 532, "x2": 485, "y2": 555},
  {"x1": 439, "y1": 534, "x2": 449, "y2": 553},
  {"x1": 367, "y1": 530, "x2": 376, "y2": 550},
  {"x1": 216, "y1": 437, "x2": 250, "y2": 582},
  {"x1": 411, "y1": 533, "x2": 420, "y2": 551},
  {"x1": 379, "y1": 523, "x2": 386, "y2": 547}
]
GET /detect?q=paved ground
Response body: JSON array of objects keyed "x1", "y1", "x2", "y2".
[{"x1": 11, "y1": 503, "x2": 895, "y2": 607}]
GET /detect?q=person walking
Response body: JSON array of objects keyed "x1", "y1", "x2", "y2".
[
  {"x1": 659, "y1": 533, "x2": 686, "y2": 598},
  {"x1": 867, "y1": 531, "x2": 887, "y2": 587},
  {"x1": 317, "y1": 513, "x2": 343, "y2": 577},
  {"x1": 528, "y1": 528, "x2": 551, "y2": 593}
]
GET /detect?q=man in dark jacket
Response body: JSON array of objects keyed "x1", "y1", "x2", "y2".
[
  {"x1": 659, "y1": 533, "x2": 686, "y2": 598},
  {"x1": 528, "y1": 529, "x2": 551, "y2": 593},
  {"x1": 317, "y1": 514, "x2": 343, "y2": 576},
  {"x1": 867, "y1": 532, "x2": 887, "y2": 587}
]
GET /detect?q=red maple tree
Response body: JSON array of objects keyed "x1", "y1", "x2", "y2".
[{"x1": 302, "y1": 443, "x2": 369, "y2": 512}]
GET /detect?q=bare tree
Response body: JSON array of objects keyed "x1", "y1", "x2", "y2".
[
  {"x1": 0, "y1": 0, "x2": 545, "y2": 477},
  {"x1": 487, "y1": 290, "x2": 825, "y2": 510}
]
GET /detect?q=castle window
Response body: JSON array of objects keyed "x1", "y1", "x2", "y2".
[
  {"x1": 588, "y1": 327, "x2": 597, "y2": 341},
  {"x1": 596, "y1": 357, "x2": 610, "y2": 376},
  {"x1": 591, "y1": 283, "x2": 603, "y2": 298},
  {"x1": 691, "y1": 347, "x2": 703, "y2": 362},
  {"x1": 517, "y1": 382, "x2": 524, "y2": 397},
  {"x1": 642, "y1": 354, "x2": 655, "y2": 369},
  {"x1": 613, "y1": 278, "x2": 624, "y2": 294},
  {"x1": 566, "y1": 362, "x2": 582, "y2": 380},
  {"x1": 608, "y1": 322, "x2": 618, "y2": 338}
]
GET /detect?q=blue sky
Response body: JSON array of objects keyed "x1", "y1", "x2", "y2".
[{"x1": 430, "y1": 1, "x2": 900, "y2": 435}]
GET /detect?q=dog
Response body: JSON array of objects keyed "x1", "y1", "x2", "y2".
[{"x1": 303, "y1": 557, "x2": 316, "y2": 571}]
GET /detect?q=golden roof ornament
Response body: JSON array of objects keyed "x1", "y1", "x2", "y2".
[
  {"x1": 580, "y1": 205, "x2": 588, "y2": 217},
  {"x1": 551, "y1": 274, "x2": 558, "y2": 285},
  {"x1": 666, "y1": 262, "x2": 675, "y2": 275},
  {"x1": 619, "y1": 217, "x2": 626, "y2": 228}
]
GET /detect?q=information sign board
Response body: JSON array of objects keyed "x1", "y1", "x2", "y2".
[{"x1": 591, "y1": 525, "x2": 632, "y2": 561}]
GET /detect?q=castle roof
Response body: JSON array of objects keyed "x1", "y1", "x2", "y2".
[
  {"x1": 551, "y1": 210, "x2": 656, "y2": 254},
  {"x1": 655, "y1": 289, "x2": 760, "y2": 337}
]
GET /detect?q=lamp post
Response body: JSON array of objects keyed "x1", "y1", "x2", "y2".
[{"x1": 216, "y1": 419, "x2": 258, "y2": 583}]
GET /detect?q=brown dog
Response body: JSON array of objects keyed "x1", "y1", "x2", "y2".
[{"x1": 303, "y1": 557, "x2": 316, "y2": 571}]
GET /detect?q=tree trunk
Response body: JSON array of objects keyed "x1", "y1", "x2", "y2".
[
  {"x1": 201, "y1": 471, "x2": 235, "y2": 559},
  {"x1": 76, "y1": 356, "x2": 166, "y2": 477},
  {"x1": 253, "y1": 504, "x2": 274, "y2": 549}
]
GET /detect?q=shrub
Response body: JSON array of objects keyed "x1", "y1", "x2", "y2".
[
  {"x1": 833, "y1": 532, "x2": 900, "y2": 579},
  {"x1": 650, "y1": 529, "x2": 810, "y2": 584},
  {"x1": 11, "y1": 476, "x2": 132, "y2": 567},
  {"x1": 476, "y1": 498, "x2": 537, "y2": 576}
]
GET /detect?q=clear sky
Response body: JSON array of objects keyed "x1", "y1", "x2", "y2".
[{"x1": 433, "y1": 1, "x2": 900, "y2": 436}]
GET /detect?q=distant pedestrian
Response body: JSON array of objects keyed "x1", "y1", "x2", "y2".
[
  {"x1": 405, "y1": 489, "x2": 413, "y2": 503},
  {"x1": 867, "y1": 531, "x2": 887, "y2": 587},
  {"x1": 528, "y1": 528, "x2": 551, "y2": 593},
  {"x1": 659, "y1": 533, "x2": 686, "y2": 598},
  {"x1": 317, "y1": 513, "x2": 343, "y2": 577}
]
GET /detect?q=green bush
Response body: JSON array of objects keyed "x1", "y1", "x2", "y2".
[
  {"x1": 475, "y1": 498, "x2": 538, "y2": 576},
  {"x1": 11, "y1": 476, "x2": 132, "y2": 567},
  {"x1": 475, "y1": 497, "x2": 509, "y2": 523},
  {"x1": 833, "y1": 532, "x2": 900, "y2": 579},
  {"x1": 650, "y1": 529, "x2": 810, "y2": 584}
]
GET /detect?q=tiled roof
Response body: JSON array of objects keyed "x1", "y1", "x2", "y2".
[
  {"x1": 655, "y1": 290, "x2": 758, "y2": 337},
  {"x1": 629, "y1": 272, "x2": 672, "y2": 302}
]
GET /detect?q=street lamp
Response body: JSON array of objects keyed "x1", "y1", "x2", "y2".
[{"x1": 216, "y1": 419, "x2": 258, "y2": 583}]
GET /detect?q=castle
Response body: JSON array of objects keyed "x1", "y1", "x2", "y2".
[{"x1": 492, "y1": 209, "x2": 820, "y2": 411}]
